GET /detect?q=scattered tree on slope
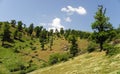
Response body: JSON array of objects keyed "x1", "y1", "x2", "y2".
[{"x1": 91, "y1": 5, "x2": 114, "y2": 51}]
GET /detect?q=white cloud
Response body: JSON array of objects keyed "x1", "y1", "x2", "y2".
[
  {"x1": 48, "y1": 18, "x2": 64, "y2": 32},
  {"x1": 65, "y1": 17, "x2": 72, "y2": 22},
  {"x1": 61, "y1": 6, "x2": 87, "y2": 15}
]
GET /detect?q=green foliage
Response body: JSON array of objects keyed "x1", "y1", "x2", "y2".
[
  {"x1": 103, "y1": 44, "x2": 118, "y2": 56},
  {"x1": 48, "y1": 53, "x2": 60, "y2": 65},
  {"x1": 39, "y1": 29, "x2": 47, "y2": 50},
  {"x1": 60, "y1": 28, "x2": 64, "y2": 35},
  {"x1": 48, "y1": 53, "x2": 70, "y2": 65},
  {"x1": 49, "y1": 36, "x2": 53, "y2": 50},
  {"x1": 87, "y1": 42, "x2": 97, "y2": 53},
  {"x1": 91, "y1": 5, "x2": 113, "y2": 51},
  {"x1": 18, "y1": 32, "x2": 22, "y2": 40},
  {"x1": 13, "y1": 29, "x2": 18, "y2": 39},
  {"x1": 1, "y1": 22, "x2": 11, "y2": 45},
  {"x1": 69, "y1": 35, "x2": 78, "y2": 57},
  {"x1": 17, "y1": 21, "x2": 23, "y2": 31},
  {"x1": 11, "y1": 20, "x2": 16, "y2": 27},
  {"x1": 34, "y1": 26, "x2": 43, "y2": 37},
  {"x1": 55, "y1": 29, "x2": 60, "y2": 37},
  {"x1": 39, "y1": 37, "x2": 45, "y2": 50},
  {"x1": 31, "y1": 46, "x2": 36, "y2": 50},
  {"x1": 59, "y1": 53, "x2": 69, "y2": 62},
  {"x1": 28, "y1": 23, "x2": 34, "y2": 36}
]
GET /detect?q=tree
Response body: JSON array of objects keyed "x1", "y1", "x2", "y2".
[
  {"x1": 50, "y1": 36, "x2": 53, "y2": 50},
  {"x1": 69, "y1": 35, "x2": 78, "y2": 57},
  {"x1": 1, "y1": 23, "x2": 11, "y2": 45},
  {"x1": 13, "y1": 29, "x2": 18, "y2": 39},
  {"x1": 17, "y1": 21, "x2": 23, "y2": 31},
  {"x1": 11, "y1": 20, "x2": 16, "y2": 27},
  {"x1": 55, "y1": 29, "x2": 60, "y2": 37},
  {"x1": 60, "y1": 28, "x2": 64, "y2": 35},
  {"x1": 18, "y1": 32, "x2": 22, "y2": 40},
  {"x1": 39, "y1": 29, "x2": 47, "y2": 50},
  {"x1": 34, "y1": 26, "x2": 43, "y2": 37},
  {"x1": 28, "y1": 23, "x2": 34, "y2": 36},
  {"x1": 91, "y1": 5, "x2": 113, "y2": 51}
]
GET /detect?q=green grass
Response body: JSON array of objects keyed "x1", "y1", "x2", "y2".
[{"x1": 28, "y1": 51, "x2": 120, "y2": 74}]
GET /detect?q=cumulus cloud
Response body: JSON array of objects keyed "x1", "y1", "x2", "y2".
[
  {"x1": 64, "y1": 17, "x2": 72, "y2": 22},
  {"x1": 48, "y1": 18, "x2": 64, "y2": 32},
  {"x1": 61, "y1": 6, "x2": 87, "y2": 15}
]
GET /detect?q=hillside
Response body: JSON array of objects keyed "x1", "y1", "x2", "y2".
[
  {"x1": 28, "y1": 51, "x2": 120, "y2": 74},
  {"x1": 0, "y1": 22, "x2": 90, "y2": 74}
]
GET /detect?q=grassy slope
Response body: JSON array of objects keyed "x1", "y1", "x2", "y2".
[
  {"x1": 0, "y1": 23, "x2": 89, "y2": 73},
  {"x1": 28, "y1": 51, "x2": 120, "y2": 74}
]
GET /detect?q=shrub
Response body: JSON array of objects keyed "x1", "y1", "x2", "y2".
[
  {"x1": 14, "y1": 48, "x2": 20, "y2": 53},
  {"x1": 48, "y1": 53, "x2": 60, "y2": 65},
  {"x1": 59, "y1": 53, "x2": 69, "y2": 62},
  {"x1": 40, "y1": 62, "x2": 48, "y2": 68},
  {"x1": 103, "y1": 44, "x2": 117, "y2": 56},
  {"x1": 9, "y1": 63, "x2": 25, "y2": 72},
  {"x1": 48, "y1": 53, "x2": 70, "y2": 65},
  {"x1": 87, "y1": 42, "x2": 97, "y2": 53},
  {"x1": 31, "y1": 46, "x2": 36, "y2": 50}
]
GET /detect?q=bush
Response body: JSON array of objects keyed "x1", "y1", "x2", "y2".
[
  {"x1": 48, "y1": 53, "x2": 60, "y2": 65},
  {"x1": 48, "y1": 53, "x2": 70, "y2": 65},
  {"x1": 87, "y1": 42, "x2": 97, "y2": 53},
  {"x1": 40, "y1": 62, "x2": 48, "y2": 68},
  {"x1": 59, "y1": 53, "x2": 69, "y2": 62},
  {"x1": 9, "y1": 63, "x2": 25, "y2": 72},
  {"x1": 31, "y1": 46, "x2": 36, "y2": 50},
  {"x1": 103, "y1": 44, "x2": 117, "y2": 56}
]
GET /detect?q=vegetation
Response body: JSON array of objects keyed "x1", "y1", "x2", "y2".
[
  {"x1": 0, "y1": 5, "x2": 120, "y2": 74},
  {"x1": 91, "y1": 5, "x2": 115, "y2": 51},
  {"x1": 69, "y1": 35, "x2": 78, "y2": 57}
]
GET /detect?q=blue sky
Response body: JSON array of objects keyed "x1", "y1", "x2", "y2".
[{"x1": 0, "y1": 0, "x2": 120, "y2": 31}]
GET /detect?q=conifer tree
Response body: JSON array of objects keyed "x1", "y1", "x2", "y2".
[
  {"x1": 91, "y1": 5, "x2": 113, "y2": 51},
  {"x1": 70, "y1": 35, "x2": 78, "y2": 57},
  {"x1": 2, "y1": 23, "x2": 11, "y2": 45}
]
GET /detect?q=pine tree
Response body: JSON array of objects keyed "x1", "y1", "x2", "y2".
[
  {"x1": 70, "y1": 35, "x2": 78, "y2": 57},
  {"x1": 91, "y1": 5, "x2": 113, "y2": 51},
  {"x1": 34, "y1": 26, "x2": 43, "y2": 37},
  {"x1": 39, "y1": 29, "x2": 47, "y2": 50},
  {"x1": 11, "y1": 20, "x2": 16, "y2": 27},
  {"x1": 28, "y1": 23, "x2": 34, "y2": 36},
  {"x1": 2, "y1": 23, "x2": 11, "y2": 45},
  {"x1": 17, "y1": 21, "x2": 23, "y2": 31}
]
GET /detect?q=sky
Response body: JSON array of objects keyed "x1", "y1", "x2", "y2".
[{"x1": 0, "y1": 0, "x2": 120, "y2": 32}]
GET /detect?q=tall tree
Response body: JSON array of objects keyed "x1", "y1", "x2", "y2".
[
  {"x1": 28, "y1": 23, "x2": 34, "y2": 36},
  {"x1": 34, "y1": 26, "x2": 43, "y2": 37},
  {"x1": 91, "y1": 5, "x2": 113, "y2": 51},
  {"x1": 1, "y1": 23, "x2": 11, "y2": 45},
  {"x1": 17, "y1": 21, "x2": 23, "y2": 31},
  {"x1": 70, "y1": 35, "x2": 78, "y2": 57},
  {"x1": 60, "y1": 28, "x2": 64, "y2": 35},
  {"x1": 39, "y1": 29, "x2": 47, "y2": 50}
]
